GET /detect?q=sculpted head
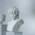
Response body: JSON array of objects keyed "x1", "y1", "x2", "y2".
[{"x1": 8, "y1": 7, "x2": 19, "y2": 20}]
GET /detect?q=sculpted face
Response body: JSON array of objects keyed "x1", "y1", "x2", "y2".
[
  {"x1": 12, "y1": 8, "x2": 19, "y2": 20},
  {"x1": 8, "y1": 7, "x2": 18, "y2": 20}
]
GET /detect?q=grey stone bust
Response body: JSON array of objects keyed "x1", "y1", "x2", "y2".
[{"x1": 7, "y1": 7, "x2": 24, "y2": 32}]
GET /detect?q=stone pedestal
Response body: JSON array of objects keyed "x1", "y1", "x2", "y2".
[
  {"x1": 2, "y1": 24, "x2": 7, "y2": 35},
  {"x1": 15, "y1": 32, "x2": 23, "y2": 35}
]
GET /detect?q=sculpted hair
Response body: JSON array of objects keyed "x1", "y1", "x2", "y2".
[{"x1": 13, "y1": 8, "x2": 19, "y2": 20}]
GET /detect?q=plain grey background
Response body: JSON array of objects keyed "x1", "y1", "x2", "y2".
[{"x1": 0, "y1": 0, "x2": 35, "y2": 35}]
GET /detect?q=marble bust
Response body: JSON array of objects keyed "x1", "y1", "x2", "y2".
[{"x1": 6, "y1": 7, "x2": 24, "y2": 32}]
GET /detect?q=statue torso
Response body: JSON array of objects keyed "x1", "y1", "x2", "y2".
[{"x1": 7, "y1": 19, "x2": 24, "y2": 32}]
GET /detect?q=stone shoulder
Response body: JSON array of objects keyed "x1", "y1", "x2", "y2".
[{"x1": 13, "y1": 19, "x2": 24, "y2": 32}]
